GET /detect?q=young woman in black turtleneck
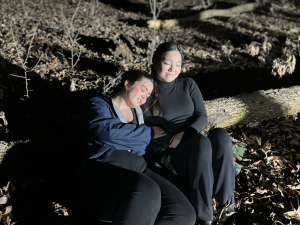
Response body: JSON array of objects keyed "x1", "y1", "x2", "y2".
[{"x1": 141, "y1": 42, "x2": 236, "y2": 225}]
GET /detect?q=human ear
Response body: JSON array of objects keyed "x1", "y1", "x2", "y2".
[{"x1": 124, "y1": 80, "x2": 130, "y2": 90}]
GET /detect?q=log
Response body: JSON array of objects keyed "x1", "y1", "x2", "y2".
[
  {"x1": 148, "y1": 2, "x2": 265, "y2": 28},
  {"x1": 204, "y1": 85, "x2": 300, "y2": 129}
]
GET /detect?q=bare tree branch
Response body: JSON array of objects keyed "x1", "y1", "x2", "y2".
[{"x1": 9, "y1": 19, "x2": 42, "y2": 98}]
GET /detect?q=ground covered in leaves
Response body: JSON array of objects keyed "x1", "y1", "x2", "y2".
[{"x1": 0, "y1": 0, "x2": 300, "y2": 224}]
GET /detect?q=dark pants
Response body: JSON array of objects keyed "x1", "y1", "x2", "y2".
[
  {"x1": 171, "y1": 128, "x2": 235, "y2": 221},
  {"x1": 78, "y1": 150, "x2": 196, "y2": 225}
]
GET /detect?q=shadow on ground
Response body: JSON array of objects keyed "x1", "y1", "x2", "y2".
[{"x1": 0, "y1": 53, "x2": 119, "y2": 224}]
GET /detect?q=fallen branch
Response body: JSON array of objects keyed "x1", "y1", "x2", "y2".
[{"x1": 148, "y1": 2, "x2": 266, "y2": 28}]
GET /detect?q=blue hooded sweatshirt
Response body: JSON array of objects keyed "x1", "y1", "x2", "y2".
[{"x1": 81, "y1": 95, "x2": 153, "y2": 162}]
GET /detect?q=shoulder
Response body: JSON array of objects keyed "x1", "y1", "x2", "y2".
[
  {"x1": 90, "y1": 95, "x2": 111, "y2": 105},
  {"x1": 89, "y1": 95, "x2": 113, "y2": 110},
  {"x1": 177, "y1": 77, "x2": 197, "y2": 88}
]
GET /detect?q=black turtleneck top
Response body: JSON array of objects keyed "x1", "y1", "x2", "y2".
[{"x1": 141, "y1": 77, "x2": 208, "y2": 155}]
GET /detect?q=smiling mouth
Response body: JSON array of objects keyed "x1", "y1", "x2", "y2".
[{"x1": 137, "y1": 98, "x2": 141, "y2": 104}]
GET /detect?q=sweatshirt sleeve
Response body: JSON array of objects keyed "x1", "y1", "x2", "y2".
[
  {"x1": 184, "y1": 78, "x2": 208, "y2": 133},
  {"x1": 86, "y1": 97, "x2": 152, "y2": 155}
]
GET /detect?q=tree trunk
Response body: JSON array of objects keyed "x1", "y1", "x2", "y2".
[{"x1": 204, "y1": 85, "x2": 300, "y2": 130}]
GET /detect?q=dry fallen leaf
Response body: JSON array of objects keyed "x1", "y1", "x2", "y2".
[
  {"x1": 266, "y1": 156, "x2": 279, "y2": 165},
  {"x1": 250, "y1": 160, "x2": 264, "y2": 168},
  {"x1": 0, "y1": 196, "x2": 8, "y2": 205},
  {"x1": 245, "y1": 198, "x2": 254, "y2": 204},
  {"x1": 287, "y1": 184, "x2": 300, "y2": 190},
  {"x1": 284, "y1": 207, "x2": 300, "y2": 221},
  {"x1": 0, "y1": 111, "x2": 8, "y2": 126},
  {"x1": 255, "y1": 187, "x2": 268, "y2": 194},
  {"x1": 246, "y1": 136, "x2": 256, "y2": 145},
  {"x1": 278, "y1": 184, "x2": 284, "y2": 197},
  {"x1": 4, "y1": 205, "x2": 12, "y2": 215},
  {"x1": 258, "y1": 173, "x2": 266, "y2": 185},
  {"x1": 262, "y1": 141, "x2": 272, "y2": 150}
]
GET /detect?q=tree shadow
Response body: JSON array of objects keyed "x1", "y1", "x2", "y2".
[
  {"x1": 0, "y1": 51, "x2": 119, "y2": 224},
  {"x1": 179, "y1": 20, "x2": 254, "y2": 48},
  {"x1": 173, "y1": 23, "x2": 300, "y2": 101},
  {"x1": 0, "y1": 138, "x2": 108, "y2": 225},
  {"x1": 97, "y1": 0, "x2": 150, "y2": 15},
  {"x1": 118, "y1": 18, "x2": 149, "y2": 28},
  {"x1": 191, "y1": 65, "x2": 300, "y2": 101},
  {"x1": 77, "y1": 35, "x2": 115, "y2": 56},
  {"x1": 232, "y1": 91, "x2": 285, "y2": 127},
  {"x1": 77, "y1": 33, "x2": 148, "y2": 59}
]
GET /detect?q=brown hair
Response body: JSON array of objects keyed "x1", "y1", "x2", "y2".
[{"x1": 111, "y1": 70, "x2": 158, "y2": 113}]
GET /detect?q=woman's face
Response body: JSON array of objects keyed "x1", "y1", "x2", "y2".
[
  {"x1": 125, "y1": 78, "x2": 153, "y2": 108},
  {"x1": 154, "y1": 50, "x2": 182, "y2": 82}
]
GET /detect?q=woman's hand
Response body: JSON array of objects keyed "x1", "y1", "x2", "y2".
[
  {"x1": 152, "y1": 126, "x2": 167, "y2": 139},
  {"x1": 169, "y1": 132, "x2": 184, "y2": 148}
]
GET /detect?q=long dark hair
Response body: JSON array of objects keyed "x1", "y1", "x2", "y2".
[
  {"x1": 151, "y1": 42, "x2": 184, "y2": 116},
  {"x1": 111, "y1": 70, "x2": 158, "y2": 113}
]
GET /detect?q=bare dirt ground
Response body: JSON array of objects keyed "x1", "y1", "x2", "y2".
[{"x1": 0, "y1": 0, "x2": 300, "y2": 224}]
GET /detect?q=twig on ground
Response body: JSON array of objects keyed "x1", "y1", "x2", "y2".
[
  {"x1": 102, "y1": 70, "x2": 124, "y2": 95},
  {"x1": 148, "y1": 0, "x2": 168, "y2": 68},
  {"x1": 61, "y1": 0, "x2": 83, "y2": 72},
  {"x1": 9, "y1": 20, "x2": 42, "y2": 98},
  {"x1": 298, "y1": 36, "x2": 300, "y2": 56},
  {"x1": 21, "y1": 0, "x2": 26, "y2": 12},
  {"x1": 223, "y1": 45, "x2": 245, "y2": 70},
  {"x1": 218, "y1": 201, "x2": 235, "y2": 223},
  {"x1": 201, "y1": 0, "x2": 212, "y2": 9}
]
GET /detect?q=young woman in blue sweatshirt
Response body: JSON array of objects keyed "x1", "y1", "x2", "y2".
[{"x1": 79, "y1": 70, "x2": 196, "y2": 225}]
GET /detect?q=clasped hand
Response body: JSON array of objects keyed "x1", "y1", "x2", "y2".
[
  {"x1": 152, "y1": 126, "x2": 167, "y2": 139},
  {"x1": 152, "y1": 126, "x2": 184, "y2": 149},
  {"x1": 169, "y1": 132, "x2": 184, "y2": 148}
]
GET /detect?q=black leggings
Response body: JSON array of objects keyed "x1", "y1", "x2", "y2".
[
  {"x1": 171, "y1": 128, "x2": 235, "y2": 221},
  {"x1": 78, "y1": 150, "x2": 196, "y2": 225}
]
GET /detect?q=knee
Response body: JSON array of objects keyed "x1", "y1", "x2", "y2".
[
  {"x1": 209, "y1": 128, "x2": 232, "y2": 150},
  {"x1": 176, "y1": 203, "x2": 197, "y2": 225},
  {"x1": 208, "y1": 129, "x2": 234, "y2": 165},
  {"x1": 134, "y1": 175, "x2": 161, "y2": 207},
  {"x1": 191, "y1": 135, "x2": 212, "y2": 159},
  {"x1": 209, "y1": 128, "x2": 231, "y2": 144},
  {"x1": 183, "y1": 206, "x2": 197, "y2": 225},
  {"x1": 164, "y1": 195, "x2": 196, "y2": 225}
]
